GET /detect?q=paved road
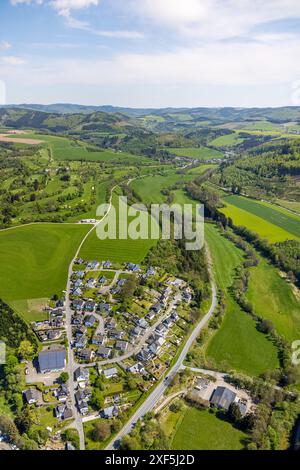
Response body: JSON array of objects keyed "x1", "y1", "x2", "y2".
[
  {"x1": 64, "y1": 186, "x2": 117, "y2": 450},
  {"x1": 106, "y1": 278, "x2": 217, "y2": 449},
  {"x1": 85, "y1": 294, "x2": 181, "y2": 368}
]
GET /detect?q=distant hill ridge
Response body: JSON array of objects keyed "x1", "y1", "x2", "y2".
[{"x1": 1, "y1": 103, "x2": 300, "y2": 123}]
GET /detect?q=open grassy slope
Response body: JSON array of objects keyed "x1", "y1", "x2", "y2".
[
  {"x1": 246, "y1": 258, "x2": 300, "y2": 342},
  {"x1": 0, "y1": 223, "x2": 90, "y2": 308},
  {"x1": 169, "y1": 147, "x2": 223, "y2": 160},
  {"x1": 204, "y1": 224, "x2": 280, "y2": 376},
  {"x1": 79, "y1": 192, "x2": 159, "y2": 263},
  {"x1": 4, "y1": 131, "x2": 148, "y2": 164}
]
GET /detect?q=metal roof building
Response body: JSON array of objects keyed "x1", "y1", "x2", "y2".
[
  {"x1": 210, "y1": 386, "x2": 237, "y2": 410},
  {"x1": 38, "y1": 347, "x2": 66, "y2": 373}
]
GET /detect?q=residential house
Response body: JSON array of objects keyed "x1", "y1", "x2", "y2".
[
  {"x1": 96, "y1": 347, "x2": 112, "y2": 359},
  {"x1": 88, "y1": 260, "x2": 100, "y2": 270},
  {"x1": 105, "y1": 318, "x2": 116, "y2": 330},
  {"x1": 102, "y1": 367, "x2": 118, "y2": 379},
  {"x1": 101, "y1": 405, "x2": 119, "y2": 419},
  {"x1": 74, "y1": 367, "x2": 89, "y2": 383},
  {"x1": 108, "y1": 329, "x2": 124, "y2": 340},
  {"x1": 86, "y1": 278, "x2": 96, "y2": 289},
  {"x1": 137, "y1": 348, "x2": 152, "y2": 363},
  {"x1": 74, "y1": 336, "x2": 87, "y2": 349},
  {"x1": 72, "y1": 299, "x2": 84, "y2": 311},
  {"x1": 102, "y1": 260, "x2": 111, "y2": 269},
  {"x1": 136, "y1": 318, "x2": 149, "y2": 329},
  {"x1": 75, "y1": 390, "x2": 90, "y2": 415},
  {"x1": 146, "y1": 311, "x2": 156, "y2": 321},
  {"x1": 130, "y1": 326, "x2": 142, "y2": 338},
  {"x1": 127, "y1": 263, "x2": 140, "y2": 272},
  {"x1": 55, "y1": 384, "x2": 69, "y2": 402},
  {"x1": 97, "y1": 303, "x2": 111, "y2": 315},
  {"x1": 92, "y1": 334, "x2": 105, "y2": 346},
  {"x1": 73, "y1": 287, "x2": 82, "y2": 297},
  {"x1": 128, "y1": 363, "x2": 145, "y2": 375},
  {"x1": 155, "y1": 324, "x2": 167, "y2": 337},
  {"x1": 77, "y1": 349, "x2": 95, "y2": 362},
  {"x1": 84, "y1": 301, "x2": 96, "y2": 313},
  {"x1": 24, "y1": 388, "x2": 39, "y2": 405},
  {"x1": 152, "y1": 303, "x2": 163, "y2": 314},
  {"x1": 84, "y1": 315, "x2": 97, "y2": 328},
  {"x1": 115, "y1": 341, "x2": 128, "y2": 352}
]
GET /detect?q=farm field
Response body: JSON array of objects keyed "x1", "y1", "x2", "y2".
[
  {"x1": 275, "y1": 199, "x2": 300, "y2": 215},
  {"x1": 220, "y1": 199, "x2": 299, "y2": 243},
  {"x1": 204, "y1": 224, "x2": 280, "y2": 376},
  {"x1": 163, "y1": 405, "x2": 247, "y2": 450},
  {"x1": 79, "y1": 192, "x2": 159, "y2": 263},
  {"x1": 131, "y1": 171, "x2": 192, "y2": 204},
  {"x1": 246, "y1": 258, "x2": 300, "y2": 342},
  {"x1": 3, "y1": 131, "x2": 149, "y2": 164},
  {"x1": 169, "y1": 147, "x2": 223, "y2": 160},
  {"x1": 209, "y1": 132, "x2": 245, "y2": 147},
  {"x1": 205, "y1": 296, "x2": 280, "y2": 376},
  {"x1": 0, "y1": 223, "x2": 90, "y2": 319},
  {"x1": 186, "y1": 164, "x2": 217, "y2": 175},
  {"x1": 223, "y1": 195, "x2": 300, "y2": 239}
]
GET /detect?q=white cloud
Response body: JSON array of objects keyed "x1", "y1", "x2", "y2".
[
  {"x1": 133, "y1": 0, "x2": 300, "y2": 40},
  {"x1": 0, "y1": 41, "x2": 12, "y2": 50},
  {"x1": 5, "y1": 36, "x2": 299, "y2": 88},
  {"x1": 0, "y1": 56, "x2": 26, "y2": 65},
  {"x1": 50, "y1": 0, "x2": 99, "y2": 17}
]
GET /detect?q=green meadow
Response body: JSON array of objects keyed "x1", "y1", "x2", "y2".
[
  {"x1": 131, "y1": 171, "x2": 191, "y2": 204},
  {"x1": 204, "y1": 224, "x2": 280, "y2": 376},
  {"x1": 246, "y1": 258, "x2": 300, "y2": 342},
  {"x1": 165, "y1": 406, "x2": 247, "y2": 450},
  {"x1": 209, "y1": 132, "x2": 245, "y2": 147},
  {"x1": 169, "y1": 147, "x2": 223, "y2": 160},
  {"x1": 0, "y1": 223, "x2": 90, "y2": 320},
  {"x1": 79, "y1": 192, "x2": 159, "y2": 263},
  {"x1": 4, "y1": 132, "x2": 148, "y2": 164},
  {"x1": 220, "y1": 202, "x2": 298, "y2": 243},
  {"x1": 223, "y1": 195, "x2": 300, "y2": 239}
]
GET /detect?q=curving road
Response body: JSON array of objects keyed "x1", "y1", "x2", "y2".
[
  {"x1": 64, "y1": 186, "x2": 117, "y2": 450},
  {"x1": 106, "y1": 277, "x2": 217, "y2": 449}
]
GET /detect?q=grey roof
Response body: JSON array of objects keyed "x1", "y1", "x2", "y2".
[
  {"x1": 38, "y1": 347, "x2": 66, "y2": 372},
  {"x1": 24, "y1": 388, "x2": 39, "y2": 402},
  {"x1": 210, "y1": 386, "x2": 237, "y2": 410}
]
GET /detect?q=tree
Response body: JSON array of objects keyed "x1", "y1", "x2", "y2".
[
  {"x1": 227, "y1": 402, "x2": 242, "y2": 425},
  {"x1": 91, "y1": 421, "x2": 111, "y2": 442},
  {"x1": 0, "y1": 415, "x2": 20, "y2": 443},
  {"x1": 59, "y1": 372, "x2": 69, "y2": 383},
  {"x1": 90, "y1": 389, "x2": 104, "y2": 409},
  {"x1": 18, "y1": 340, "x2": 34, "y2": 360}
]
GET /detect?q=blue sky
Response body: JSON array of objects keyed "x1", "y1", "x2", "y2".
[{"x1": 0, "y1": 0, "x2": 300, "y2": 107}]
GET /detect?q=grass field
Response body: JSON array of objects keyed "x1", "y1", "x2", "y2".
[
  {"x1": 79, "y1": 192, "x2": 159, "y2": 263},
  {"x1": 204, "y1": 224, "x2": 280, "y2": 376},
  {"x1": 246, "y1": 258, "x2": 300, "y2": 342},
  {"x1": 222, "y1": 195, "x2": 300, "y2": 240},
  {"x1": 169, "y1": 147, "x2": 223, "y2": 160},
  {"x1": 0, "y1": 223, "x2": 90, "y2": 319},
  {"x1": 209, "y1": 132, "x2": 245, "y2": 147},
  {"x1": 131, "y1": 171, "x2": 192, "y2": 204},
  {"x1": 275, "y1": 199, "x2": 300, "y2": 215},
  {"x1": 164, "y1": 405, "x2": 247, "y2": 450},
  {"x1": 4, "y1": 132, "x2": 149, "y2": 164}
]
